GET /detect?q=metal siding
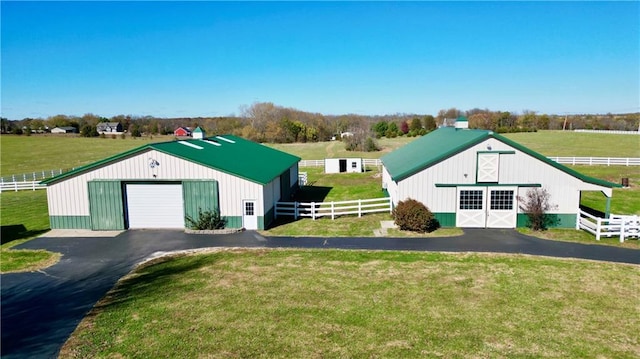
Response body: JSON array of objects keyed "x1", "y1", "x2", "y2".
[
  {"x1": 279, "y1": 170, "x2": 290, "y2": 200},
  {"x1": 183, "y1": 180, "x2": 219, "y2": 222},
  {"x1": 88, "y1": 181, "x2": 125, "y2": 230},
  {"x1": 49, "y1": 215, "x2": 91, "y2": 229},
  {"x1": 46, "y1": 150, "x2": 264, "y2": 220},
  {"x1": 396, "y1": 138, "x2": 600, "y2": 216},
  {"x1": 289, "y1": 163, "x2": 299, "y2": 188}
]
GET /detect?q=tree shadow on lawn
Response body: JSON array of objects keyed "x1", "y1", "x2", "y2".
[{"x1": 1, "y1": 224, "x2": 49, "y2": 245}]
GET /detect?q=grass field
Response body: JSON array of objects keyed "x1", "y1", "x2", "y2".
[
  {"x1": 61, "y1": 249, "x2": 640, "y2": 358},
  {"x1": 0, "y1": 134, "x2": 172, "y2": 176}
]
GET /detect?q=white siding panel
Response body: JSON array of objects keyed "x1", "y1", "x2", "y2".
[
  {"x1": 394, "y1": 138, "x2": 610, "y2": 215},
  {"x1": 290, "y1": 163, "x2": 299, "y2": 187},
  {"x1": 47, "y1": 149, "x2": 265, "y2": 218}
]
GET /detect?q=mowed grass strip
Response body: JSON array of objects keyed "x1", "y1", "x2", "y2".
[{"x1": 61, "y1": 249, "x2": 640, "y2": 358}]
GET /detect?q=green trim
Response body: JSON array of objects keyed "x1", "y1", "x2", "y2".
[
  {"x1": 50, "y1": 215, "x2": 91, "y2": 229},
  {"x1": 476, "y1": 150, "x2": 515, "y2": 154},
  {"x1": 224, "y1": 216, "x2": 243, "y2": 229},
  {"x1": 435, "y1": 183, "x2": 541, "y2": 188},
  {"x1": 434, "y1": 213, "x2": 456, "y2": 227},
  {"x1": 380, "y1": 127, "x2": 620, "y2": 189},
  {"x1": 492, "y1": 133, "x2": 621, "y2": 188},
  {"x1": 516, "y1": 213, "x2": 577, "y2": 229},
  {"x1": 381, "y1": 128, "x2": 490, "y2": 182},
  {"x1": 42, "y1": 145, "x2": 154, "y2": 184},
  {"x1": 258, "y1": 216, "x2": 265, "y2": 230}
]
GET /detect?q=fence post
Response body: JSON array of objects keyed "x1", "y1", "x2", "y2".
[
  {"x1": 331, "y1": 202, "x2": 335, "y2": 220},
  {"x1": 619, "y1": 220, "x2": 625, "y2": 243},
  {"x1": 607, "y1": 157, "x2": 610, "y2": 166},
  {"x1": 294, "y1": 202, "x2": 298, "y2": 220},
  {"x1": 23, "y1": 174, "x2": 26, "y2": 182},
  {"x1": 358, "y1": 199, "x2": 362, "y2": 217},
  {"x1": 596, "y1": 218, "x2": 601, "y2": 241},
  {"x1": 274, "y1": 202, "x2": 278, "y2": 220},
  {"x1": 311, "y1": 202, "x2": 316, "y2": 220},
  {"x1": 575, "y1": 212, "x2": 580, "y2": 230},
  {"x1": 14, "y1": 182, "x2": 18, "y2": 192}
]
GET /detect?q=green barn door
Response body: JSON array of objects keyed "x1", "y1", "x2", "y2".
[
  {"x1": 88, "y1": 181, "x2": 125, "y2": 230},
  {"x1": 182, "y1": 180, "x2": 219, "y2": 225}
]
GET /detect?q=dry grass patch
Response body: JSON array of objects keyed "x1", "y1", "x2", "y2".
[{"x1": 62, "y1": 249, "x2": 640, "y2": 358}]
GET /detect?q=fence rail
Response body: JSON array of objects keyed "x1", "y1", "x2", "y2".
[
  {"x1": 299, "y1": 157, "x2": 640, "y2": 168},
  {"x1": 574, "y1": 129, "x2": 639, "y2": 135},
  {"x1": 0, "y1": 181, "x2": 47, "y2": 192},
  {"x1": 577, "y1": 210, "x2": 639, "y2": 242},
  {"x1": 548, "y1": 157, "x2": 640, "y2": 166},
  {"x1": 275, "y1": 197, "x2": 392, "y2": 220},
  {"x1": 1, "y1": 169, "x2": 69, "y2": 184}
]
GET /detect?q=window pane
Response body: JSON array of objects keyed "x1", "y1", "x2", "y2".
[
  {"x1": 245, "y1": 202, "x2": 254, "y2": 215},
  {"x1": 460, "y1": 190, "x2": 483, "y2": 210},
  {"x1": 490, "y1": 190, "x2": 513, "y2": 210}
]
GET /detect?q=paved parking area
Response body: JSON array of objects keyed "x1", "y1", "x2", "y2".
[{"x1": 1, "y1": 229, "x2": 638, "y2": 358}]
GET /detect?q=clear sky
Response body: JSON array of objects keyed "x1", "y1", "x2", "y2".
[{"x1": 1, "y1": 1, "x2": 639, "y2": 120}]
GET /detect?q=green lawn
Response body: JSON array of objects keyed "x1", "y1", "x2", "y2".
[
  {"x1": 503, "y1": 131, "x2": 640, "y2": 157},
  {"x1": 0, "y1": 134, "x2": 172, "y2": 176},
  {"x1": 61, "y1": 249, "x2": 640, "y2": 358},
  {"x1": 0, "y1": 190, "x2": 59, "y2": 272},
  {"x1": 268, "y1": 131, "x2": 640, "y2": 160}
]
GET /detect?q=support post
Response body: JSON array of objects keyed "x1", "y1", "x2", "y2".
[
  {"x1": 311, "y1": 202, "x2": 316, "y2": 220},
  {"x1": 605, "y1": 197, "x2": 612, "y2": 219}
]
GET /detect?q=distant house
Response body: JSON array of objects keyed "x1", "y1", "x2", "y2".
[
  {"x1": 51, "y1": 126, "x2": 77, "y2": 134},
  {"x1": 174, "y1": 127, "x2": 192, "y2": 137},
  {"x1": 97, "y1": 122, "x2": 123, "y2": 134}
]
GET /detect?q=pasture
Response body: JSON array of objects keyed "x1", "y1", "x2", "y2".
[{"x1": 61, "y1": 249, "x2": 640, "y2": 358}]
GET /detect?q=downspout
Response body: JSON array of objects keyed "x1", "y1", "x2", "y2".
[{"x1": 605, "y1": 196, "x2": 612, "y2": 219}]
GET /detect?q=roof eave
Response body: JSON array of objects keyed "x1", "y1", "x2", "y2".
[{"x1": 491, "y1": 133, "x2": 621, "y2": 189}]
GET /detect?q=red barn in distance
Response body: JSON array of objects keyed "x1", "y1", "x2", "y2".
[{"x1": 173, "y1": 127, "x2": 192, "y2": 137}]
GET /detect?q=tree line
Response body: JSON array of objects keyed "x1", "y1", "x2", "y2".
[{"x1": 2, "y1": 104, "x2": 638, "y2": 152}]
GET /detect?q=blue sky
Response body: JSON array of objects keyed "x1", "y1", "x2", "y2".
[{"x1": 1, "y1": 1, "x2": 639, "y2": 120}]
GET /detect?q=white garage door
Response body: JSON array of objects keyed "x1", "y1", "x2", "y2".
[{"x1": 126, "y1": 184, "x2": 185, "y2": 229}]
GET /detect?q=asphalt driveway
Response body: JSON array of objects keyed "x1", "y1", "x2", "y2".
[{"x1": 1, "y1": 229, "x2": 638, "y2": 358}]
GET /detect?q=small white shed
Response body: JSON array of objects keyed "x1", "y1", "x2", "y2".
[{"x1": 325, "y1": 158, "x2": 363, "y2": 174}]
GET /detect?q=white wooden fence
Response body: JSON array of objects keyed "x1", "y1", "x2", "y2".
[
  {"x1": 574, "y1": 129, "x2": 640, "y2": 135},
  {"x1": 548, "y1": 157, "x2": 640, "y2": 166},
  {"x1": 298, "y1": 172, "x2": 308, "y2": 186},
  {"x1": 577, "y1": 210, "x2": 639, "y2": 242},
  {"x1": 0, "y1": 181, "x2": 47, "y2": 192},
  {"x1": 300, "y1": 157, "x2": 639, "y2": 167},
  {"x1": 275, "y1": 197, "x2": 392, "y2": 220}
]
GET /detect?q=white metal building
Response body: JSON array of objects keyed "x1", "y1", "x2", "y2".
[
  {"x1": 381, "y1": 118, "x2": 620, "y2": 229},
  {"x1": 43, "y1": 135, "x2": 300, "y2": 231},
  {"x1": 325, "y1": 158, "x2": 363, "y2": 173}
]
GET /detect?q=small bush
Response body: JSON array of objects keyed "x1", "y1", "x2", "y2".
[
  {"x1": 185, "y1": 208, "x2": 226, "y2": 230},
  {"x1": 392, "y1": 198, "x2": 439, "y2": 233},
  {"x1": 517, "y1": 188, "x2": 558, "y2": 231}
]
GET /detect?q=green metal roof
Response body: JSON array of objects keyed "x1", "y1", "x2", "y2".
[
  {"x1": 381, "y1": 127, "x2": 490, "y2": 182},
  {"x1": 42, "y1": 135, "x2": 301, "y2": 186},
  {"x1": 381, "y1": 127, "x2": 620, "y2": 188}
]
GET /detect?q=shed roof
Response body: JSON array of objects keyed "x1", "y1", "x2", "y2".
[
  {"x1": 43, "y1": 135, "x2": 300, "y2": 185},
  {"x1": 380, "y1": 127, "x2": 619, "y2": 188}
]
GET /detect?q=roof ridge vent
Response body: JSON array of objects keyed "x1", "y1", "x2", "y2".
[
  {"x1": 215, "y1": 136, "x2": 235, "y2": 144},
  {"x1": 455, "y1": 116, "x2": 469, "y2": 130},
  {"x1": 177, "y1": 141, "x2": 203, "y2": 150},
  {"x1": 201, "y1": 139, "x2": 222, "y2": 147}
]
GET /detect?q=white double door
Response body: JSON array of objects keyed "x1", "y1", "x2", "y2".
[{"x1": 456, "y1": 187, "x2": 517, "y2": 228}]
